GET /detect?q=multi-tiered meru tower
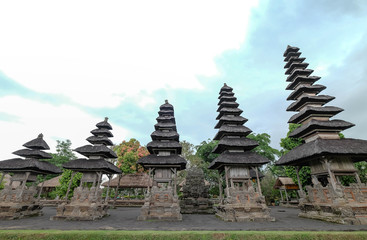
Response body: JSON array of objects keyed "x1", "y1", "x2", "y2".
[
  {"x1": 138, "y1": 100, "x2": 187, "y2": 221},
  {"x1": 52, "y1": 117, "x2": 121, "y2": 221},
  {"x1": 0, "y1": 134, "x2": 61, "y2": 219},
  {"x1": 276, "y1": 46, "x2": 367, "y2": 225},
  {"x1": 209, "y1": 84, "x2": 274, "y2": 222}
]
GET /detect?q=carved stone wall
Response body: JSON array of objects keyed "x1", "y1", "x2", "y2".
[
  {"x1": 216, "y1": 186, "x2": 274, "y2": 222},
  {"x1": 0, "y1": 185, "x2": 42, "y2": 219},
  {"x1": 52, "y1": 187, "x2": 108, "y2": 221},
  {"x1": 299, "y1": 182, "x2": 367, "y2": 225},
  {"x1": 138, "y1": 186, "x2": 182, "y2": 221},
  {"x1": 180, "y1": 168, "x2": 214, "y2": 214}
]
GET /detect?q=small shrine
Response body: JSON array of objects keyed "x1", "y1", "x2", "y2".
[
  {"x1": 208, "y1": 84, "x2": 274, "y2": 222},
  {"x1": 52, "y1": 117, "x2": 121, "y2": 221},
  {"x1": 137, "y1": 100, "x2": 187, "y2": 221},
  {"x1": 180, "y1": 167, "x2": 214, "y2": 214},
  {"x1": 0, "y1": 134, "x2": 61, "y2": 219},
  {"x1": 273, "y1": 177, "x2": 299, "y2": 206},
  {"x1": 276, "y1": 45, "x2": 367, "y2": 224}
]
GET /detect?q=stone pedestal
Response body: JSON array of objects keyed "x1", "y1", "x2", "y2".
[
  {"x1": 216, "y1": 187, "x2": 274, "y2": 222},
  {"x1": 0, "y1": 185, "x2": 42, "y2": 219},
  {"x1": 299, "y1": 183, "x2": 367, "y2": 225},
  {"x1": 180, "y1": 168, "x2": 214, "y2": 214},
  {"x1": 52, "y1": 187, "x2": 109, "y2": 221},
  {"x1": 138, "y1": 186, "x2": 182, "y2": 221}
]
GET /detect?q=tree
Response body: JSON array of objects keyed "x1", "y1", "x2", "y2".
[
  {"x1": 260, "y1": 170, "x2": 280, "y2": 205},
  {"x1": 53, "y1": 169, "x2": 82, "y2": 199},
  {"x1": 47, "y1": 139, "x2": 76, "y2": 169},
  {"x1": 196, "y1": 139, "x2": 219, "y2": 163},
  {"x1": 114, "y1": 138, "x2": 149, "y2": 174}
]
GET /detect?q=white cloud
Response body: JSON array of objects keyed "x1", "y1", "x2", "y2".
[
  {"x1": 0, "y1": 0, "x2": 258, "y2": 108},
  {"x1": 0, "y1": 95, "x2": 129, "y2": 159}
]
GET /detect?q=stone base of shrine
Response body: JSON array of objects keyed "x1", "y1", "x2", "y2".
[
  {"x1": 180, "y1": 197, "x2": 214, "y2": 214},
  {"x1": 137, "y1": 186, "x2": 182, "y2": 221},
  {"x1": 299, "y1": 203, "x2": 367, "y2": 225},
  {"x1": 215, "y1": 203, "x2": 275, "y2": 222},
  {"x1": 0, "y1": 202, "x2": 43, "y2": 220},
  {"x1": 51, "y1": 202, "x2": 109, "y2": 221}
]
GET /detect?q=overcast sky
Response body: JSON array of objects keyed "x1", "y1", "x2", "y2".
[{"x1": 1, "y1": 0, "x2": 367, "y2": 159}]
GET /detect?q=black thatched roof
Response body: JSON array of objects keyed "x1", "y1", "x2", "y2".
[
  {"x1": 276, "y1": 138, "x2": 367, "y2": 166},
  {"x1": 74, "y1": 145, "x2": 117, "y2": 158},
  {"x1": 284, "y1": 51, "x2": 301, "y2": 62},
  {"x1": 86, "y1": 136, "x2": 113, "y2": 146},
  {"x1": 96, "y1": 117, "x2": 113, "y2": 130},
  {"x1": 218, "y1": 91, "x2": 235, "y2": 99},
  {"x1": 22, "y1": 134, "x2": 50, "y2": 150},
  {"x1": 283, "y1": 45, "x2": 300, "y2": 57},
  {"x1": 216, "y1": 107, "x2": 243, "y2": 120},
  {"x1": 286, "y1": 69, "x2": 313, "y2": 82},
  {"x1": 160, "y1": 100, "x2": 174, "y2": 110},
  {"x1": 213, "y1": 125, "x2": 252, "y2": 140},
  {"x1": 147, "y1": 141, "x2": 182, "y2": 154},
  {"x1": 208, "y1": 151, "x2": 270, "y2": 170},
  {"x1": 63, "y1": 158, "x2": 121, "y2": 174},
  {"x1": 156, "y1": 115, "x2": 176, "y2": 123},
  {"x1": 0, "y1": 158, "x2": 61, "y2": 174},
  {"x1": 284, "y1": 57, "x2": 306, "y2": 69},
  {"x1": 287, "y1": 95, "x2": 335, "y2": 112},
  {"x1": 138, "y1": 154, "x2": 186, "y2": 170},
  {"x1": 215, "y1": 115, "x2": 248, "y2": 129},
  {"x1": 285, "y1": 62, "x2": 309, "y2": 75},
  {"x1": 288, "y1": 106, "x2": 344, "y2": 124},
  {"x1": 289, "y1": 119, "x2": 354, "y2": 138},
  {"x1": 13, "y1": 149, "x2": 52, "y2": 159},
  {"x1": 212, "y1": 137, "x2": 258, "y2": 154},
  {"x1": 217, "y1": 101, "x2": 239, "y2": 111},
  {"x1": 219, "y1": 83, "x2": 233, "y2": 94},
  {"x1": 158, "y1": 109, "x2": 174, "y2": 116},
  {"x1": 287, "y1": 84, "x2": 326, "y2": 101},
  {"x1": 151, "y1": 130, "x2": 179, "y2": 141},
  {"x1": 286, "y1": 76, "x2": 321, "y2": 91},
  {"x1": 154, "y1": 122, "x2": 177, "y2": 131},
  {"x1": 218, "y1": 96, "x2": 237, "y2": 105},
  {"x1": 91, "y1": 128, "x2": 113, "y2": 137}
]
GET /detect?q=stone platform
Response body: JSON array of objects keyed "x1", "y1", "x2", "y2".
[{"x1": 138, "y1": 186, "x2": 182, "y2": 221}]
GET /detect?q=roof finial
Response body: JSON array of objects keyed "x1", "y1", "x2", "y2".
[
  {"x1": 224, "y1": 83, "x2": 227, "y2": 86},
  {"x1": 165, "y1": 99, "x2": 168, "y2": 104},
  {"x1": 38, "y1": 133, "x2": 43, "y2": 139},
  {"x1": 104, "y1": 117, "x2": 108, "y2": 122}
]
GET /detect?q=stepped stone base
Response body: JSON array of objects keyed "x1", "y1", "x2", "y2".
[
  {"x1": 52, "y1": 202, "x2": 109, "y2": 221},
  {"x1": 180, "y1": 197, "x2": 214, "y2": 214},
  {"x1": 299, "y1": 203, "x2": 367, "y2": 225},
  {"x1": 215, "y1": 203, "x2": 274, "y2": 222},
  {"x1": 0, "y1": 203, "x2": 43, "y2": 220},
  {"x1": 215, "y1": 187, "x2": 275, "y2": 222},
  {"x1": 138, "y1": 186, "x2": 182, "y2": 221}
]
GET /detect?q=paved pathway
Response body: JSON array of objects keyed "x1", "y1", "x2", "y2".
[{"x1": 1, "y1": 206, "x2": 367, "y2": 231}]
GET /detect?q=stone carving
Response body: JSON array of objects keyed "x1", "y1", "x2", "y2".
[{"x1": 180, "y1": 168, "x2": 214, "y2": 214}]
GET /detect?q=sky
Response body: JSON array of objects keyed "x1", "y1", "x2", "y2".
[{"x1": 1, "y1": 0, "x2": 367, "y2": 160}]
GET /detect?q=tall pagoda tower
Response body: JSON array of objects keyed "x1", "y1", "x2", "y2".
[
  {"x1": 276, "y1": 46, "x2": 367, "y2": 224},
  {"x1": 0, "y1": 134, "x2": 61, "y2": 219},
  {"x1": 208, "y1": 84, "x2": 274, "y2": 222},
  {"x1": 52, "y1": 117, "x2": 121, "y2": 221},
  {"x1": 137, "y1": 100, "x2": 187, "y2": 221}
]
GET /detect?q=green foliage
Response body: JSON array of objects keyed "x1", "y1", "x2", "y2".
[
  {"x1": 54, "y1": 169, "x2": 82, "y2": 199},
  {"x1": 0, "y1": 173, "x2": 4, "y2": 190},
  {"x1": 260, "y1": 170, "x2": 280, "y2": 205},
  {"x1": 195, "y1": 139, "x2": 219, "y2": 163},
  {"x1": 279, "y1": 124, "x2": 303, "y2": 154},
  {"x1": 113, "y1": 138, "x2": 149, "y2": 174}
]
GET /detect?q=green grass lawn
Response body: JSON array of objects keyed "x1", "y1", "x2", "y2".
[{"x1": 0, "y1": 230, "x2": 367, "y2": 240}]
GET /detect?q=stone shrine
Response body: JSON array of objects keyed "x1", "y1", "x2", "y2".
[
  {"x1": 52, "y1": 118, "x2": 121, "y2": 221},
  {"x1": 137, "y1": 100, "x2": 187, "y2": 221},
  {"x1": 180, "y1": 167, "x2": 214, "y2": 214},
  {"x1": 0, "y1": 134, "x2": 61, "y2": 219},
  {"x1": 276, "y1": 46, "x2": 367, "y2": 224},
  {"x1": 208, "y1": 84, "x2": 274, "y2": 222}
]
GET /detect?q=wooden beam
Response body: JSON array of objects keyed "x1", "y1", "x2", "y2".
[
  {"x1": 254, "y1": 167, "x2": 262, "y2": 196},
  {"x1": 296, "y1": 166, "x2": 304, "y2": 194},
  {"x1": 324, "y1": 159, "x2": 337, "y2": 190},
  {"x1": 225, "y1": 166, "x2": 230, "y2": 197},
  {"x1": 218, "y1": 172, "x2": 223, "y2": 203},
  {"x1": 94, "y1": 172, "x2": 102, "y2": 197},
  {"x1": 17, "y1": 172, "x2": 30, "y2": 200},
  {"x1": 113, "y1": 174, "x2": 122, "y2": 208},
  {"x1": 37, "y1": 175, "x2": 45, "y2": 200},
  {"x1": 105, "y1": 174, "x2": 112, "y2": 203},
  {"x1": 65, "y1": 172, "x2": 76, "y2": 201}
]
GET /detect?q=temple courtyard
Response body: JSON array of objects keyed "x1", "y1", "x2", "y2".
[{"x1": 1, "y1": 206, "x2": 367, "y2": 231}]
